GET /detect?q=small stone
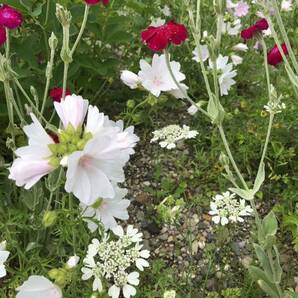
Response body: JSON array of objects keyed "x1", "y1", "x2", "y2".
[
  {"x1": 241, "y1": 255, "x2": 253, "y2": 268},
  {"x1": 143, "y1": 181, "x2": 150, "y2": 186},
  {"x1": 135, "y1": 192, "x2": 150, "y2": 205}
]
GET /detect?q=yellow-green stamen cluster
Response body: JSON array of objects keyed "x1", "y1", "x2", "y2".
[{"x1": 48, "y1": 124, "x2": 92, "y2": 167}]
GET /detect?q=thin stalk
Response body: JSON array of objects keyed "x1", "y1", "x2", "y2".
[
  {"x1": 164, "y1": 49, "x2": 210, "y2": 118},
  {"x1": 260, "y1": 37, "x2": 271, "y2": 101},
  {"x1": 44, "y1": 0, "x2": 50, "y2": 26},
  {"x1": 271, "y1": 0, "x2": 298, "y2": 73},
  {"x1": 195, "y1": 0, "x2": 201, "y2": 32},
  {"x1": 4, "y1": 81, "x2": 15, "y2": 145},
  {"x1": 5, "y1": 28, "x2": 10, "y2": 60},
  {"x1": 62, "y1": 62, "x2": 69, "y2": 100},
  {"x1": 70, "y1": 5, "x2": 90, "y2": 57}
]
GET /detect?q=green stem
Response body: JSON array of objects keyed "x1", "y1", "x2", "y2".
[
  {"x1": 44, "y1": 0, "x2": 50, "y2": 26},
  {"x1": 5, "y1": 28, "x2": 10, "y2": 60},
  {"x1": 70, "y1": 5, "x2": 90, "y2": 57},
  {"x1": 260, "y1": 37, "x2": 271, "y2": 101},
  {"x1": 4, "y1": 81, "x2": 15, "y2": 145},
  {"x1": 164, "y1": 49, "x2": 210, "y2": 118},
  {"x1": 62, "y1": 62, "x2": 69, "y2": 100},
  {"x1": 267, "y1": 249, "x2": 284, "y2": 297}
]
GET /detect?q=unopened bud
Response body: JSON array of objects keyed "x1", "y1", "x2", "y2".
[
  {"x1": 43, "y1": 211, "x2": 58, "y2": 227},
  {"x1": 66, "y1": 255, "x2": 80, "y2": 269},
  {"x1": 56, "y1": 4, "x2": 72, "y2": 27},
  {"x1": 49, "y1": 32, "x2": 58, "y2": 51}
]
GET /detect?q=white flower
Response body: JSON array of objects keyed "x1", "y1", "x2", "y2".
[
  {"x1": 54, "y1": 94, "x2": 88, "y2": 129},
  {"x1": 264, "y1": 102, "x2": 286, "y2": 114},
  {"x1": 187, "y1": 104, "x2": 199, "y2": 116},
  {"x1": 135, "y1": 244, "x2": 150, "y2": 271},
  {"x1": 221, "y1": 19, "x2": 241, "y2": 36},
  {"x1": 65, "y1": 105, "x2": 138, "y2": 205},
  {"x1": 8, "y1": 114, "x2": 55, "y2": 189},
  {"x1": 161, "y1": 5, "x2": 171, "y2": 16},
  {"x1": 168, "y1": 83, "x2": 189, "y2": 99},
  {"x1": 81, "y1": 186, "x2": 130, "y2": 231},
  {"x1": 66, "y1": 255, "x2": 80, "y2": 269},
  {"x1": 209, "y1": 191, "x2": 253, "y2": 225},
  {"x1": 232, "y1": 43, "x2": 248, "y2": 52},
  {"x1": 209, "y1": 54, "x2": 237, "y2": 96},
  {"x1": 192, "y1": 44, "x2": 210, "y2": 62},
  {"x1": 231, "y1": 54, "x2": 243, "y2": 65},
  {"x1": 16, "y1": 275, "x2": 62, "y2": 298},
  {"x1": 81, "y1": 258, "x2": 103, "y2": 292},
  {"x1": 150, "y1": 17, "x2": 166, "y2": 27},
  {"x1": 108, "y1": 272, "x2": 139, "y2": 298},
  {"x1": 120, "y1": 71, "x2": 141, "y2": 89},
  {"x1": 112, "y1": 225, "x2": 143, "y2": 243},
  {"x1": 151, "y1": 124, "x2": 198, "y2": 149},
  {"x1": 164, "y1": 290, "x2": 177, "y2": 298},
  {"x1": 138, "y1": 54, "x2": 186, "y2": 97},
  {"x1": 281, "y1": 0, "x2": 293, "y2": 11},
  {"x1": 0, "y1": 242, "x2": 9, "y2": 279}
]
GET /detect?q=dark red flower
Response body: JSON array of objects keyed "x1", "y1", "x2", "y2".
[
  {"x1": 0, "y1": 25, "x2": 6, "y2": 47},
  {"x1": 267, "y1": 43, "x2": 288, "y2": 66},
  {"x1": 85, "y1": 0, "x2": 109, "y2": 5},
  {"x1": 241, "y1": 18, "x2": 268, "y2": 40},
  {"x1": 141, "y1": 21, "x2": 188, "y2": 52},
  {"x1": 49, "y1": 87, "x2": 71, "y2": 102},
  {"x1": 0, "y1": 5, "x2": 23, "y2": 29},
  {"x1": 48, "y1": 132, "x2": 60, "y2": 144},
  {"x1": 255, "y1": 18, "x2": 269, "y2": 30}
]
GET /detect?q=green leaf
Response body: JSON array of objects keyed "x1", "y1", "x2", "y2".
[
  {"x1": 207, "y1": 95, "x2": 225, "y2": 125},
  {"x1": 248, "y1": 265, "x2": 274, "y2": 285},
  {"x1": 229, "y1": 187, "x2": 254, "y2": 201},
  {"x1": 257, "y1": 280, "x2": 280, "y2": 298},
  {"x1": 253, "y1": 244, "x2": 274, "y2": 282},
  {"x1": 272, "y1": 245, "x2": 282, "y2": 284},
  {"x1": 263, "y1": 211, "x2": 278, "y2": 237},
  {"x1": 254, "y1": 162, "x2": 265, "y2": 193}
]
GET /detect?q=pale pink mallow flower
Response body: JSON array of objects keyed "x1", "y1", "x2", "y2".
[
  {"x1": 54, "y1": 94, "x2": 88, "y2": 129},
  {"x1": 234, "y1": 1, "x2": 249, "y2": 17},
  {"x1": 16, "y1": 275, "x2": 62, "y2": 298},
  {"x1": 9, "y1": 114, "x2": 55, "y2": 189}
]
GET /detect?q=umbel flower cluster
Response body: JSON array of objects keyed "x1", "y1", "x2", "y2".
[
  {"x1": 151, "y1": 124, "x2": 198, "y2": 149},
  {"x1": 82, "y1": 225, "x2": 150, "y2": 298},
  {"x1": 209, "y1": 191, "x2": 253, "y2": 226}
]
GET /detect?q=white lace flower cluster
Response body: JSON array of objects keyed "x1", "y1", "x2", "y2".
[
  {"x1": 121, "y1": 54, "x2": 188, "y2": 99},
  {"x1": 209, "y1": 191, "x2": 253, "y2": 225},
  {"x1": 82, "y1": 225, "x2": 150, "y2": 298},
  {"x1": 264, "y1": 102, "x2": 286, "y2": 114},
  {"x1": 8, "y1": 95, "x2": 138, "y2": 229},
  {"x1": 150, "y1": 124, "x2": 198, "y2": 149}
]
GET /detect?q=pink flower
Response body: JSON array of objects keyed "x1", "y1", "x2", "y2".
[
  {"x1": 141, "y1": 20, "x2": 188, "y2": 52},
  {"x1": 267, "y1": 43, "x2": 289, "y2": 66},
  {"x1": 85, "y1": 0, "x2": 109, "y2": 5},
  {"x1": 0, "y1": 25, "x2": 6, "y2": 47},
  {"x1": 49, "y1": 87, "x2": 71, "y2": 102},
  {"x1": 234, "y1": 1, "x2": 249, "y2": 17},
  {"x1": 0, "y1": 5, "x2": 23, "y2": 29},
  {"x1": 240, "y1": 18, "x2": 268, "y2": 40}
]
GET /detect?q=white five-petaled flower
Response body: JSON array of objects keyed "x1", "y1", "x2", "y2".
[
  {"x1": 0, "y1": 241, "x2": 9, "y2": 279},
  {"x1": 151, "y1": 124, "x2": 198, "y2": 149},
  {"x1": 120, "y1": 70, "x2": 141, "y2": 89},
  {"x1": 16, "y1": 275, "x2": 62, "y2": 298},
  {"x1": 192, "y1": 44, "x2": 210, "y2": 63},
  {"x1": 231, "y1": 54, "x2": 243, "y2": 65},
  {"x1": 234, "y1": 1, "x2": 249, "y2": 17},
  {"x1": 112, "y1": 225, "x2": 143, "y2": 243},
  {"x1": 81, "y1": 186, "x2": 130, "y2": 231},
  {"x1": 221, "y1": 19, "x2": 241, "y2": 36},
  {"x1": 209, "y1": 55, "x2": 237, "y2": 96},
  {"x1": 281, "y1": 0, "x2": 293, "y2": 11},
  {"x1": 8, "y1": 114, "x2": 55, "y2": 189},
  {"x1": 209, "y1": 191, "x2": 253, "y2": 226},
  {"x1": 232, "y1": 43, "x2": 248, "y2": 52},
  {"x1": 138, "y1": 54, "x2": 186, "y2": 97}
]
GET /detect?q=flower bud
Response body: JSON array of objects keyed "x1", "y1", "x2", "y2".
[
  {"x1": 163, "y1": 290, "x2": 176, "y2": 298},
  {"x1": 66, "y1": 255, "x2": 80, "y2": 269},
  {"x1": 187, "y1": 104, "x2": 198, "y2": 116},
  {"x1": 43, "y1": 211, "x2": 58, "y2": 227},
  {"x1": 126, "y1": 99, "x2": 135, "y2": 109},
  {"x1": 0, "y1": 5, "x2": 23, "y2": 29},
  {"x1": 48, "y1": 268, "x2": 67, "y2": 288},
  {"x1": 0, "y1": 240, "x2": 7, "y2": 250},
  {"x1": 120, "y1": 71, "x2": 141, "y2": 89},
  {"x1": 56, "y1": 4, "x2": 72, "y2": 27},
  {"x1": 49, "y1": 32, "x2": 58, "y2": 51}
]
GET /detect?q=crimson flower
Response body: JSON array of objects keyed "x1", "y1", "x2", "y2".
[
  {"x1": 240, "y1": 18, "x2": 268, "y2": 40},
  {"x1": 267, "y1": 43, "x2": 288, "y2": 66},
  {"x1": 141, "y1": 20, "x2": 188, "y2": 52},
  {"x1": 85, "y1": 0, "x2": 109, "y2": 5},
  {"x1": 0, "y1": 5, "x2": 23, "y2": 29},
  {"x1": 49, "y1": 87, "x2": 71, "y2": 103},
  {"x1": 0, "y1": 25, "x2": 6, "y2": 46}
]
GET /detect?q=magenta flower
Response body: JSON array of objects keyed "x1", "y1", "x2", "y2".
[
  {"x1": 0, "y1": 25, "x2": 6, "y2": 46},
  {"x1": 0, "y1": 5, "x2": 23, "y2": 29}
]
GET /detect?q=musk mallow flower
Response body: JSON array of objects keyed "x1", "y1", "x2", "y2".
[
  {"x1": 231, "y1": 54, "x2": 243, "y2": 65},
  {"x1": 232, "y1": 43, "x2": 248, "y2": 52},
  {"x1": 82, "y1": 226, "x2": 149, "y2": 298},
  {"x1": 209, "y1": 55, "x2": 237, "y2": 96},
  {"x1": 234, "y1": 1, "x2": 249, "y2": 17},
  {"x1": 221, "y1": 19, "x2": 241, "y2": 36},
  {"x1": 16, "y1": 275, "x2": 62, "y2": 298},
  {"x1": 138, "y1": 54, "x2": 186, "y2": 97},
  {"x1": 281, "y1": 0, "x2": 293, "y2": 11},
  {"x1": 209, "y1": 191, "x2": 253, "y2": 225},
  {"x1": 80, "y1": 186, "x2": 130, "y2": 231},
  {"x1": 8, "y1": 114, "x2": 56, "y2": 189},
  {"x1": 192, "y1": 44, "x2": 210, "y2": 63},
  {"x1": 151, "y1": 124, "x2": 198, "y2": 149},
  {"x1": 0, "y1": 5, "x2": 23, "y2": 29},
  {"x1": 0, "y1": 241, "x2": 9, "y2": 278}
]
